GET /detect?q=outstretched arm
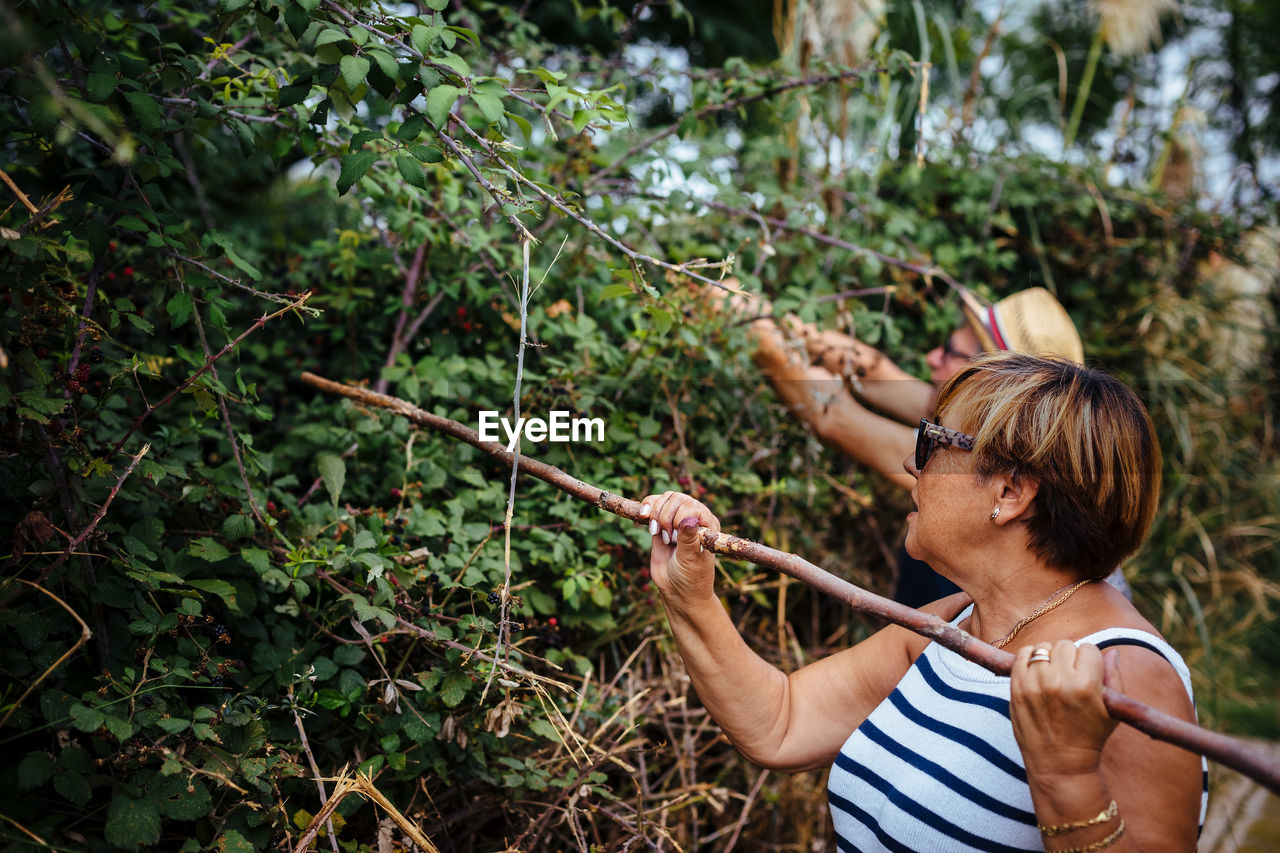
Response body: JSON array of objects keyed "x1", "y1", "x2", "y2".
[
  {"x1": 798, "y1": 324, "x2": 937, "y2": 424},
  {"x1": 638, "y1": 491, "x2": 943, "y2": 771},
  {"x1": 739, "y1": 306, "x2": 919, "y2": 491}
]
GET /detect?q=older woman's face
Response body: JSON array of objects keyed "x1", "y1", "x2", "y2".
[
  {"x1": 924, "y1": 324, "x2": 982, "y2": 389},
  {"x1": 902, "y1": 408, "x2": 991, "y2": 568}
]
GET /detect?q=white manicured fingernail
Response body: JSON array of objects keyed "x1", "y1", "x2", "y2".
[
  {"x1": 649, "y1": 520, "x2": 658, "y2": 536},
  {"x1": 640, "y1": 503, "x2": 651, "y2": 517},
  {"x1": 661, "y1": 529, "x2": 670, "y2": 545}
]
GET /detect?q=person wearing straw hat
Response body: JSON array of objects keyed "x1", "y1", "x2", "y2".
[
  {"x1": 704, "y1": 282, "x2": 1128, "y2": 606},
  {"x1": 636, "y1": 352, "x2": 1206, "y2": 851}
]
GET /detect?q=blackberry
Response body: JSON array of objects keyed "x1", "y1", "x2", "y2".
[
  {"x1": 90, "y1": 348, "x2": 104, "y2": 364},
  {"x1": 486, "y1": 591, "x2": 501, "y2": 605},
  {"x1": 140, "y1": 695, "x2": 154, "y2": 708},
  {"x1": 212, "y1": 675, "x2": 224, "y2": 687}
]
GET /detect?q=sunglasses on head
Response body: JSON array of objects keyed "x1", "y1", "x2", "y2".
[{"x1": 915, "y1": 418, "x2": 977, "y2": 471}]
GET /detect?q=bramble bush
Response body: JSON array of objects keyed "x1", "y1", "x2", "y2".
[{"x1": 1, "y1": 0, "x2": 1276, "y2": 850}]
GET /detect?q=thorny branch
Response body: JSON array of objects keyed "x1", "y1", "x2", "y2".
[
  {"x1": 299, "y1": 372, "x2": 1280, "y2": 796},
  {"x1": 585, "y1": 63, "x2": 889, "y2": 189},
  {"x1": 456, "y1": 122, "x2": 732, "y2": 290}
]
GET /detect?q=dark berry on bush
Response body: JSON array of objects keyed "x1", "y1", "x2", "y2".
[
  {"x1": 35, "y1": 345, "x2": 48, "y2": 358},
  {"x1": 90, "y1": 348, "x2": 104, "y2": 364},
  {"x1": 486, "y1": 591, "x2": 501, "y2": 605},
  {"x1": 141, "y1": 695, "x2": 154, "y2": 708},
  {"x1": 212, "y1": 675, "x2": 224, "y2": 687},
  {"x1": 390, "y1": 487, "x2": 402, "y2": 499}
]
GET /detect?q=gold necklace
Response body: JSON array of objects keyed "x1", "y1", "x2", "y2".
[{"x1": 991, "y1": 578, "x2": 1096, "y2": 649}]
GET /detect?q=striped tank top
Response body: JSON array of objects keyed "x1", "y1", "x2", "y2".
[{"x1": 828, "y1": 606, "x2": 1208, "y2": 851}]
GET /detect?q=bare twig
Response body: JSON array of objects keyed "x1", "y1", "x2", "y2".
[
  {"x1": 179, "y1": 269, "x2": 265, "y2": 524},
  {"x1": 291, "y1": 694, "x2": 340, "y2": 853},
  {"x1": 677, "y1": 196, "x2": 966, "y2": 292},
  {"x1": 0, "y1": 580, "x2": 92, "y2": 728},
  {"x1": 585, "y1": 64, "x2": 887, "y2": 189},
  {"x1": 457, "y1": 123, "x2": 731, "y2": 290},
  {"x1": 298, "y1": 372, "x2": 1280, "y2": 795}
]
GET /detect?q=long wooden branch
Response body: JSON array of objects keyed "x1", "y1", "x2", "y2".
[{"x1": 299, "y1": 371, "x2": 1280, "y2": 794}]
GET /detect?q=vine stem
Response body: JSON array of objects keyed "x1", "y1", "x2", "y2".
[
  {"x1": 298, "y1": 370, "x2": 1280, "y2": 795},
  {"x1": 482, "y1": 238, "x2": 532, "y2": 707}
]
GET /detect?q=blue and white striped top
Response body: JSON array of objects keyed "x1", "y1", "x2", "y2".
[{"x1": 828, "y1": 606, "x2": 1208, "y2": 851}]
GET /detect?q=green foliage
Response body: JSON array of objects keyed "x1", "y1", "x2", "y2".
[{"x1": 0, "y1": 0, "x2": 1275, "y2": 850}]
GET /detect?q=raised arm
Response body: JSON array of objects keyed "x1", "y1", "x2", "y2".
[
  {"x1": 797, "y1": 324, "x2": 937, "y2": 424},
  {"x1": 638, "y1": 491, "x2": 935, "y2": 771},
  {"x1": 742, "y1": 313, "x2": 919, "y2": 491}
]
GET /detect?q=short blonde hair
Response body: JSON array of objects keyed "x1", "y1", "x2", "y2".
[{"x1": 936, "y1": 353, "x2": 1161, "y2": 579}]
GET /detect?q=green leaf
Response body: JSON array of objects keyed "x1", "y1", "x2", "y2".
[
  {"x1": 105, "y1": 795, "x2": 162, "y2": 850},
  {"x1": 598, "y1": 283, "x2": 633, "y2": 300},
  {"x1": 53, "y1": 770, "x2": 91, "y2": 807},
  {"x1": 104, "y1": 715, "x2": 134, "y2": 741},
  {"x1": 158, "y1": 717, "x2": 191, "y2": 734},
  {"x1": 336, "y1": 150, "x2": 375, "y2": 196},
  {"x1": 205, "y1": 231, "x2": 262, "y2": 280},
  {"x1": 154, "y1": 775, "x2": 212, "y2": 821},
  {"x1": 279, "y1": 81, "x2": 311, "y2": 108},
  {"x1": 440, "y1": 670, "x2": 471, "y2": 707},
  {"x1": 426, "y1": 85, "x2": 461, "y2": 128},
  {"x1": 284, "y1": 3, "x2": 310, "y2": 39},
  {"x1": 437, "y1": 52, "x2": 471, "y2": 78},
  {"x1": 18, "y1": 751, "x2": 56, "y2": 789},
  {"x1": 166, "y1": 291, "x2": 193, "y2": 327},
  {"x1": 85, "y1": 72, "x2": 116, "y2": 102},
  {"x1": 189, "y1": 537, "x2": 230, "y2": 562},
  {"x1": 242, "y1": 547, "x2": 271, "y2": 574},
  {"x1": 349, "y1": 128, "x2": 381, "y2": 150},
  {"x1": 367, "y1": 49, "x2": 399, "y2": 81},
  {"x1": 124, "y1": 91, "x2": 163, "y2": 132},
  {"x1": 218, "y1": 829, "x2": 255, "y2": 853},
  {"x1": 411, "y1": 145, "x2": 443, "y2": 163},
  {"x1": 339, "y1": 54, "x2": 370, "y2": 91},
  {"x1": 447, "y1": 25, "x2": 480, "y2": 49},
  {"x1": 188, "y1": 578, "x2": 238, "y2": 609},
  {"x1": 506, "y1": 110, "x2": 533, "y2": 141},
  {"x1": 222, "y1": 514, "x2": 253, "y2": 541},
  {"x1": 472, "y1": 92, "x2": 504, "y2": 126},
  {"x1": 425, "y1": 0, "x2": 448, "y2": 10},
  {"x1": 396, "y1": 114, "x2": 425, "y2": 141},
  {"x1": 410, "y1": 24, "x2": 437, "y2": 56},
  {"x1": 396, "y1": 155, "x2": 428, "y2": 189},
  {"x1": 69, "y1": 703, "x2": 104, "y2": 733},
  {"x1": 313, "y1": 27, "x2": 347, "y2": 48},
  {"x1": 317, "y1": 453, "x2": 346, "y2": 506}
]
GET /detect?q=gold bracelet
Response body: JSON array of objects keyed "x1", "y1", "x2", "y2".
[
  {"x1": 1046, "y1": 818, "x2": 1125, "y2": 853},
  {"x1": 1038, "y1": 800, "x2": 1119, "y2": 837}
]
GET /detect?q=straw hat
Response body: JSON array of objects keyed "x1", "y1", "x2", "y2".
[{"x1": 957, "y1": 286, "x2": 1085, "y2": 364}]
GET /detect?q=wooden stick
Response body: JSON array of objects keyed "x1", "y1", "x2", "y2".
[{"x1": 299, "y1": 371, "x2": 1280, "y2": 794}]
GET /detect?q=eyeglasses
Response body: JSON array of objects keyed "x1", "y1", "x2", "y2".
[
  {"x1": 916, "y1": 418, "x2": 976, "y2": 471},
  {"x1": 941, "y1": 335, "x2": 980, "y2": 361}
]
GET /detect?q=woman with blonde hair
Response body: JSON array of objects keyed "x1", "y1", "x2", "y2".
[{"x1": 638, "y1": 353, "x2": 1205, "y2": 851}]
